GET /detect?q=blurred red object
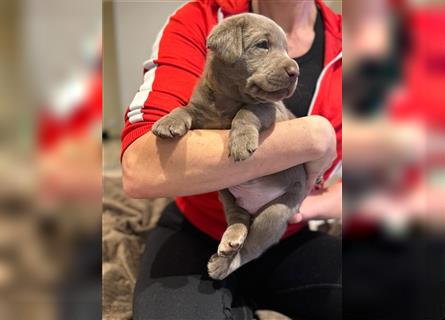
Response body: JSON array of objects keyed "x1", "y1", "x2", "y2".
[
  {"x1": 388, "y1": 8, "x2": 445, "y2": 131},
  {"x1": 38, "y1": 70, "x2": 102, "y2": 151}
]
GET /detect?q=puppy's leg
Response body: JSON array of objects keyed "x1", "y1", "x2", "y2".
[
  {"x1": 208, "y1": 183, "x2": 304, "y2": 280},
  {"x1": 152, "y1": 107, "x2": 195, "y2": 139},
  {"x1": 228, "y1": 105, "x2": 277, "y2": 161},
  {"x1": 217, "y1": 189, "x2": 251, "y2": 256},
  {"x1": 229, "y1": 123, "x2": 259, "y2": 161}
]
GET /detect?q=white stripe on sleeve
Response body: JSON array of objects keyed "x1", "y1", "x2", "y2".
[{"x1": 126, "y1": 3, "x2": 187, "y2": 123}]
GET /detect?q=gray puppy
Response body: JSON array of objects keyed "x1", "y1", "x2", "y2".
[{"x1": 152, "y1": 13, "x2": 306, "y2": 280}]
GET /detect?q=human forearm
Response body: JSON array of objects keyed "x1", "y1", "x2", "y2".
[{"x1": 122, "y1": 115, "x2": 335, "y2": 198}]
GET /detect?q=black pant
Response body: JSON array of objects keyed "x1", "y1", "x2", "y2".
[{"x1": 133, "y1": 202, "x2": 341, "y2": 320}]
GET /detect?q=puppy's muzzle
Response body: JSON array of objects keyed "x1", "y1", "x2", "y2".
[{"x1": 285, "y1": 64, "x2": 299, "y2": 83}]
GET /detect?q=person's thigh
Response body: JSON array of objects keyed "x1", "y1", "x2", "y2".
[
  {"x1": 133, "y1": 202, "x2": 252, "y2": 320},
  {"x1": 241, "y1": 228, "x2": 342, "y2": 320}
]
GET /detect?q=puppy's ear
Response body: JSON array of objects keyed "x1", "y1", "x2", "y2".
[{"x1": 207, "y1": 19, "x2": 243, "y2": 64}]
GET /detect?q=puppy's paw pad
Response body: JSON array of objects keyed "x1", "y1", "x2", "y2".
[
  {"x1": 218, "y1": 225, "x2": 247, "y2": 256},
  {"x1": 218, "y1": 241, "x2": 241, "y2": 256},
  {"x1": 207, "y1": 254, "x2": 232, "y2": 280}
]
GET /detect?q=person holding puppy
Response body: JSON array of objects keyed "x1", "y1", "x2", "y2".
[{"x1": 122, "y1": 0, "x2": 342, "y2": 319}]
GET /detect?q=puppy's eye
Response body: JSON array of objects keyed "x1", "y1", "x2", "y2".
[{"x1": 255, "y1": 40, "x2": 269, "y2": 50}]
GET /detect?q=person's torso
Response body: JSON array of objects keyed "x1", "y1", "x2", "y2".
[{"x1": 175, "y1": 0, "x2": 342, "y2": 240}]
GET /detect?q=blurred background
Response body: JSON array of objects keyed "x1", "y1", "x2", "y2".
[
  {"x1": 0, "y1": 0, "x2": 101, "y2": 319},
  {"x1": 343, "y1": 0, "x2": 445, "y2": 319}
]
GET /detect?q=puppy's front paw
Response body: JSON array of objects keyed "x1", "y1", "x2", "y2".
[
  {"x1": 208, "y1": 254, "x2": 238, "y2": 280},
  {"x1": 218, "y1": 223, "x2": 248, "y2": 256},
  {"x1": 152, "y1": 115, "x2": 191, "y2": 139},
  {"x1": 229, "y1": 131, "x2": 259, "y2": 161}
]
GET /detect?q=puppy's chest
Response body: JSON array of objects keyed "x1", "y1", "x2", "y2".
[{"x1": 196, "y1": 99, "x2": 240, "y2": 130}]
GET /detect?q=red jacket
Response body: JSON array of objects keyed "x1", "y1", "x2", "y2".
[{"x1": 121, "y1": 0, "x2": 342, "y2": 240}]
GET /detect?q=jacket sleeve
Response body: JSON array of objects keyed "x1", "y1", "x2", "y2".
[{"x1": 121, "y1": 2, "x2": 213, "y2": 157}]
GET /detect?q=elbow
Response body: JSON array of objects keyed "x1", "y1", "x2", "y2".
[
  {"x1": 122, "y1": 151, "x2": 163, "y2": 199},
  {"x1": 122, "y1": 153, "x2": 145, "y2": 198},
  {"x1": 311, "y1": 115, "x2": 337, "y2": 160},
  {"x1": 122, "y1": 172, "x2": 144, "y2": 199}
]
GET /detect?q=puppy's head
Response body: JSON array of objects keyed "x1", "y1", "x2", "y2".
[{"x1": 207, "y1": 13, "x2": 299, "y2": 103}]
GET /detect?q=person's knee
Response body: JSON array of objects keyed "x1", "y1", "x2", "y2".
[
  {"x1": 133, "y1": 276, "x2": 237, "y2": 320},
  {"x1": 269, "y1": 286, "x2": 342, "y2": 320},
  {"x1": 133, "y1": 285, "x2": 155, "y2": 320}
]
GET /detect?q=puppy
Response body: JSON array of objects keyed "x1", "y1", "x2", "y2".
[{"x1": 152, "y1": 13, "x2": 306, "y2": 280}]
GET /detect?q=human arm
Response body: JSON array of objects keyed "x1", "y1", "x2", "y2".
[{"x1": 122, "y1": 115, "x2": 336, "y2": 198}]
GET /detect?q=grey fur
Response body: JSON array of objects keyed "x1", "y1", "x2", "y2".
[{"x1": 152, "y1": 13, "x2": 306, "y2": 280}]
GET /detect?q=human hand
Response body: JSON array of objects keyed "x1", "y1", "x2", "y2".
[{"x1": 289, "y1": 182, "x2": 342, "y2": 223}]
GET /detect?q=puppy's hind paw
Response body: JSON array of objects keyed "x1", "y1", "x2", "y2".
[
  {"x1": 207, "y1": 254, "x2": 239, "y2": 280},
  {"x1": 217, "y1": 223, "x2": 247, "y2": 256},
  {"x1": 218, "y1": 240, "x2": 242, "y2": 257}
]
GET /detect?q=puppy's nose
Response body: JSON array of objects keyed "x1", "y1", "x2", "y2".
[{"x1": 285, "y1": 65, "x2": 299, "y2": 80}]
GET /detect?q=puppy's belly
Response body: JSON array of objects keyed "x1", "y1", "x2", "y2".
[{"x1": 228, "y1": 175, "x2": 289, "y2": 214}]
